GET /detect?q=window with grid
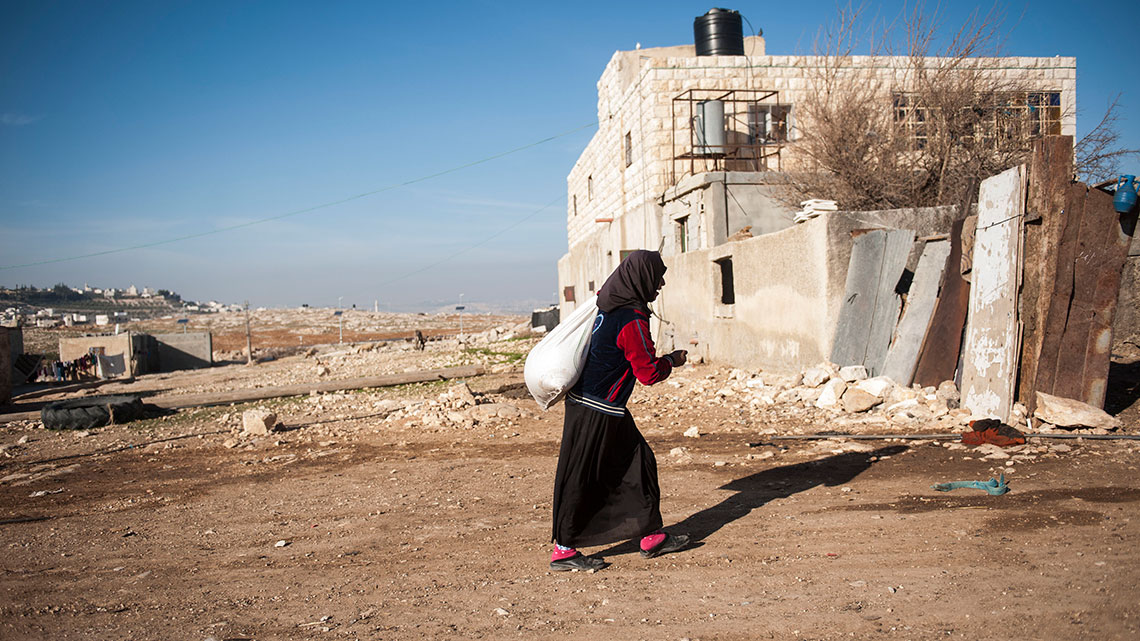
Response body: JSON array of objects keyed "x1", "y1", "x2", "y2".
[
  {"x1": 892, "y1": 91, "x2": 1061, "y2": 148},
  {"x1": 748, "y1": 104, "x2": 793, "y2": 143}
]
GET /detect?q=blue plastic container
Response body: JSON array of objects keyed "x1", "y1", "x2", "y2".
[{"x1": 1115, "y1": 175, "x2": 1137, "y2": 214}]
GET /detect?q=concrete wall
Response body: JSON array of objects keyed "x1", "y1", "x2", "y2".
[
  {"x1": 153, "y1": 332, "x2": 213, "y2": 371},
  {"x1": 0, "y1": 329, "x2": 11, "y2": 404},
  {"x1": 652, "y1": 207, "x2": 958, "y2": 373},
  {"x1": 60, "y1": 333, "x2": 133, "y2": 377}
]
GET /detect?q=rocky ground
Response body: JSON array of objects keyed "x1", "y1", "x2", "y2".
[{"x1": 2, "y1": 313, "x2": 1139, "y2": 640}]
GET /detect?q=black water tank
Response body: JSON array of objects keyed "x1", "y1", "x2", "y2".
[{"x1": 694, "y1": 8, "x2": 744, "y2": 56}]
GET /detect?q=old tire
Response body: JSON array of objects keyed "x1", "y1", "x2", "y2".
[{"x1": 41, "y1": 395, "x2": 147, "y2": 430}]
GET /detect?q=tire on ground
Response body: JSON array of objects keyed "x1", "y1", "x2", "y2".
[{"x1": 41, "y1": 395, "x2": 147, "y2": 430}]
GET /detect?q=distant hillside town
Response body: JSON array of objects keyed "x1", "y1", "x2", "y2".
[{"x1": 0, "y1": 283, "x2": 243, "y2": 328}]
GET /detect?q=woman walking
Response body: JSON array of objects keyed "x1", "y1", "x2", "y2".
[{"x1": 550, "y1": 250, "x2": 690, "y2": 571}]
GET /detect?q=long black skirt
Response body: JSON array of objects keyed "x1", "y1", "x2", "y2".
[{"x1": 551, "y1": 400, "x2": 662, "y2": 548}]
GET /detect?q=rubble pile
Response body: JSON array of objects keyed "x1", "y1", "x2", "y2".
[{"x1": 647, "y1": 360, "x2": 1125, "y2": 436}]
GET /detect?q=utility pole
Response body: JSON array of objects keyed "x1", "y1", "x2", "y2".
[
  {"x1": 244, "y1": 301, "x2": 253, "y2": 365},
  {"x1": 338, "y1": 297, "x2": 344, "y2": 344},
  {"x1": 457, "y1": 293, "x2": 465, "y2": 342}
]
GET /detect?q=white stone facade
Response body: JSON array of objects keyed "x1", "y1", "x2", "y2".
[{"x1": 560, "y1": 36, "x2": 1077, "y2": 312}]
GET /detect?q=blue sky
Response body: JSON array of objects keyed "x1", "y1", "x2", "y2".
[{"x1": 2, "y1": 1, "x2": 1136, "y2": 311}]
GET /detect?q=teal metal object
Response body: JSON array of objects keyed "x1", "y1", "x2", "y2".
[
  {"x1": 1115, "y1": 175, "x2": 1137, "y2": 214},
  {"x1": 932, "y1": 474, "x2": 1010, "y2": 495}
]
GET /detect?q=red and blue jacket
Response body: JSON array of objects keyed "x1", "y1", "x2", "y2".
[{"x1": 567, "y1": 306, "x2": 674, "y2": 417}]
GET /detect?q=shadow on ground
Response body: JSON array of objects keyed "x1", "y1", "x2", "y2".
[{"x1": 597, "y1": 445, "x2": 908, "y2": 557}]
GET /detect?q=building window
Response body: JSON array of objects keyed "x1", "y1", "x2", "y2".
[
  {"x1": 748, "y1": 104, "x2": 793, "y2": 143},
  {"x1": 573, "y1": 194, "x2": 577, "y2": 217},
  {"x1": 619, "y1": 249, "x2": 635, "y2": 263},
  {"x1": 588, "y1": 280, "x2": 595, "y2": 292},
  {"x1": 677, "y1": 216, "x2": 690, "y2": 253},
  {"x1": 563, "y1": 286, "x2": 576, "y2": 303},
  {"x1": 715, "y1": 257, "x2": 735, "y2": 305},
  {"x1": 893, "y1": 91, "x2": 1062, "y2": 149},
  {"x1": 624, "y1": 131, "x2": 633, "y2": 167},
  {"x1": 587, "y1": 175, "x2": 594, "y2": 200}
]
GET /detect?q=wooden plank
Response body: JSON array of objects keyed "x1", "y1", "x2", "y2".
[
  {"x1": 1018, "y1": 136, "x2": 1074, "y2": 410},
  {"x1": 830, "y1": 230, "x2": 887, "y2": 368},
  {"x1": 147, "y1": 365, "x2": 486, "y2": 409},
  {"x1": 863, "y1": 230, "x2": 915, "y2": 376},
  {"x1": 0, "y1": 365, "x2": 485, "y2": 422},
  {"x1": 961, "y1": 165, "x2": 1026, "y2": 422},
  {"x1": 913, "y1": 218, "x2": 971, "y2": 387},
  {"x1": 882, "y1": 239, "x2": 951, "y2": 385}
]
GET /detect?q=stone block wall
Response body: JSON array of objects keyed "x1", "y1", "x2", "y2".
[{"x1": 566, "y1": 45, "x2": 1075, "y2": 253}]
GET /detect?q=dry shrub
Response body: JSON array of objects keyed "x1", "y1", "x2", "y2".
[{"x1": 792, "y1": 3, "x2": 1088, "y2": 209}]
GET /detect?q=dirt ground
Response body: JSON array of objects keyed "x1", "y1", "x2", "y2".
[{"x1": 2, "y1": 317, "x2": 1139, "y2": 640}]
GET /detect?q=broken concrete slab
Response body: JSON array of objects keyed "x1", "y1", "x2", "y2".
[{"x1": 1034, "y1": 392, "x2": 1121, "y2": 430}]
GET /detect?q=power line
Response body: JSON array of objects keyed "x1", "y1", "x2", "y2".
[
  {"x1": 379, "y1": 194, "x2": 565, "y2": 287},
  {"x1": 0, "y1": 122, "x2": 596, "y2": 271}
]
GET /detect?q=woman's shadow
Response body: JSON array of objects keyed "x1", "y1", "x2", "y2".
[{"x1": 597, "y1": 445, "x2": 908, "y2": 557}]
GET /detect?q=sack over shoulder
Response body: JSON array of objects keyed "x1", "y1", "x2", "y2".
[{"x1": 523, "y1": 295, "x2": 598, "y2": 410}]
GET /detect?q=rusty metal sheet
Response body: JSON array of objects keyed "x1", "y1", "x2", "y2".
[{"x1": 912, "y1": 218, "x2": 971, "y2": 388}]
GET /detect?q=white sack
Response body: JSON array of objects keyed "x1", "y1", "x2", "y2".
[{"x1": 524, "y1": 295, "x2": 598, "y2": 410}]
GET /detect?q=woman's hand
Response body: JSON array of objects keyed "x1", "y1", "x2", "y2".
[{"x1": 668, "y1": 350, "x2": 688, "y2": 367}]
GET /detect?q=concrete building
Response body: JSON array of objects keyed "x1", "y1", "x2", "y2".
[
  {"x1": 559, "y1": 14, "x2": 1076, "y2": 372},
  {"x1": 59, "y1": 331, "x2": 213, "y2": 378}
]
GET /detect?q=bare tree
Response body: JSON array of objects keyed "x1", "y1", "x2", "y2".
[
  {"x1": 1075, "y1": 94, "x2": 1140, "y2": 185},
  {"x1": 792, "y1": 3, "x2": 1058, "y2": 210}
]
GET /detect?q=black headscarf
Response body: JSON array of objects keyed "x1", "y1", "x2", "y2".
[{"x1": 596, "y1": 250, "x2": 667, "y2": 312}]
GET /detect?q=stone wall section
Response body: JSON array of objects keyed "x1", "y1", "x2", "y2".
[{"x1": 563, "y1": 44, "x2": 1076, "y2": 312}]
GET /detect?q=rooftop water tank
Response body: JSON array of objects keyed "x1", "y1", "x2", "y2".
[{"x1": 694, "y1": 8, "x2": 744, "y2": 56}]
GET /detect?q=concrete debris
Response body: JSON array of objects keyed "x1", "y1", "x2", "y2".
[
  {"x1": 855, "y1": 376, "x2": 894, "y2": 399},
  {"x1": 1034, "y1": 392, "x2": 1121, "y2": 431},
  {"x1": 242, "y1": 409, "x2": 278, "y2": 436},
  {"x1": 936, "y1": 380, "x2": 961, "y2": 408},
  {"x1": 802, "y1": 367, "x2": 831, "y2": 388},
  {"x1": 815, "y1": 378, "x2": 847, "y2": 410},
  {"x1": 840, "y1": 388, "x2": 881, "y2": 413},
  {"x1": 838, "y1": 365, "x2": 869, "y2": 382},
  {"x1": 683, "y1": 426, "x2": 701, "y2": 438}
]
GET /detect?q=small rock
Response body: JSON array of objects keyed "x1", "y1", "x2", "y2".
[
  {"x1": 838, "y1": 365, "x2": 868, "y2": 382},
  {"x1": 275, "y1": 540, "x2": 290, "y2": 548},
  {"x1": 243, "y1": 409, "x2": 278, "y2": 436},
  {"x1": 841, "y1": 388, "x2": 881, "y2": 413},
  {"x1": 669, "y1": 447, "x2": 688, "y2": 457},
  {"x1": 815, "y1": 379, "x2": 847, "y2": 410},
  {"x1": 446, "y1": 382, "x2": 477, "y2": 407},
  {"x1": 802, "y1": 367, "x2": 831, "y2": 388},
  {"x1": 936, "y1": 380, "x2": 960, "y2": 408},
  {"x1": 928, "y1": 398, "x2": 950, "y2": 418},
  {"x1": 855, "y1": 376, "x2": 894, "y2": 399},
  {"x1": 17, "y1": 435, "x2": 31, "y2": 445},
  {"x1": 222, "y1": 438, "x2": 240, "y2": 449},
  {"x1": 683, "y1": 426, "x2": 701, "y2": 438},
  {"x1": 886, "y1": 386, "x2": 920, "y2": 406},
  {"x1": 494, "y1": 608, "x2": 509, "y2": 617}
]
